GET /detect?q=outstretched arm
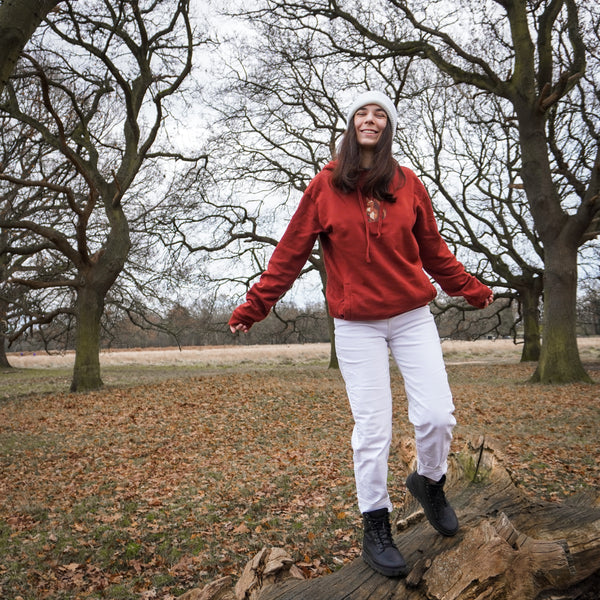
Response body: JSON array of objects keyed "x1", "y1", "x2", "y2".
[{"x1": 228, "y1": 187, "x2": 324, "y2": 332}]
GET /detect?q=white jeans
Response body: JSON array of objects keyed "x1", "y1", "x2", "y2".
[{"x1": 334, "y1": 306, "x2": 456, "y2": 514}]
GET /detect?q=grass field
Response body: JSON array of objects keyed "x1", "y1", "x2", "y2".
[{"x1": 1, "y1": 340, "x2": 599, "y2": 599}]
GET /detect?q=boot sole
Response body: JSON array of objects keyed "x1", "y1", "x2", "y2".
[
  {"x1": 406, "y1": 473, "x2": 458, "y2": 537},
  {"x1": 362, "y1": 551, "x2": 408, "y2": 578}
]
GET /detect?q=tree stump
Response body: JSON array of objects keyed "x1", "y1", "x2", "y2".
[{"x1": 253, "y1": 436, "x2": 600, "y2": 600}]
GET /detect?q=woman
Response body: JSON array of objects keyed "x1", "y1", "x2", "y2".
[{"x1": 229, "y1": 90, "x2": 493, "y2": 577}]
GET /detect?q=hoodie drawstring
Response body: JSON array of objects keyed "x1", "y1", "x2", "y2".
[
  {"x1": 357, "y1": 188, "x2": 372, "y2": 263},
  {"x1": 358, "y1": 188, "x2": 385, "y2": 263}
]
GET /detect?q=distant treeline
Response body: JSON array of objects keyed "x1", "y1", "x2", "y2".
[
  {"x1": 109, "y1": 302, "x2": 334, "y2": 349},
  {"x1": 10, "y1": 290, "x2": 599, "y2": 353},
  {"x1": 11, "y1": 296, "x2": 531, "y2": 352}
]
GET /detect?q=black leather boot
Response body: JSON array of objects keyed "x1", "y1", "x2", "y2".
[
  {"x1": 362, "y1": 508, "x2": 407, "y2": 577},
  {"x1": 406, "y1": 472, "x2": 458, "y2": 536}
]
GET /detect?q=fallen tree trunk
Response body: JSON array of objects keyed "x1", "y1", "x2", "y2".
[{"x1": 253, "y1": 437, "x2": 600, "y2": 600}]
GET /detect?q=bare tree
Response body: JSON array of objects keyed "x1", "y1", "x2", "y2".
[
  {"x1": 394, "y1": 78, "x2": 545, "y2": 360},
  {"x1": 0, "y1": 0, "x2": 203, "y2": 391},
  {"x1": 0, "y1": 109, "x2": 71, "y2": 366},
  {"x1": 185, "y1": 9, "x2": 521, "y2": 364},
  {"x1": 169, "y1": 24, "x2": 354, "y2": 366},
  {"x1": 247, "y1": 0, "x2": 600, "y2": 384},
  {"x1": 0, "y1": 104, "x2": 209, "y2": 363}
]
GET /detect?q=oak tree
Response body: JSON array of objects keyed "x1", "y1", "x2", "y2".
[
  {"x1": 252, "y1": 0, "x2": 600, "y2": 383},
  {"x1": 0, "y1": 0, "x2": 200, "y2": 390}
]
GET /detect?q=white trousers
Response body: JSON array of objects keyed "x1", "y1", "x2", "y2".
[{"x1": 334, "y1": 306, "x2": 456, "y2": 514}]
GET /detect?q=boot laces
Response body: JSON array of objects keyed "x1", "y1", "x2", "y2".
[
  {"x1": 366, "y1": 514, "x2": 397, "y2": 551},
  {"x1": 426, "y1": 480, "x2": 448, "y2": 516}
]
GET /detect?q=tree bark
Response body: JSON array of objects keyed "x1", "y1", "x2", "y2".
[
  {"x1": 326, "y1": 312, "x2": 338, "y2": 370},
  {"x1": 0, "y1": 338, "x2": 10, "y2": 369},
  {"x1": 518, "y1": 281, "x2": 542, "y2": 362},
  {"x1": 69, "y1": 200, "x2": 130, "y2": 392},
  {"x1": 0, "y1": 297, "x2": 11, "y2": 368},
  {"x1": 0, "y1": 0, "x2": 61, "y2": 94},
  {"x1": 239, "y1": 438, "x2": 600, "y2": 600},
  {"x1": 315, "y1": 241, "x2": 339, "y2": 370},
  {"x1": 70, "y1": 283, "x2": 104, "y2": 392},
  {"x1": 531, "y1": 242, "x2": 591, "y2": 383},
  {"x1": 516, "y1": 101, "x2": 591, "y2": 382}
]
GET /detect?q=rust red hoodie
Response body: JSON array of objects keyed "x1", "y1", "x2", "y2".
[{"x1": 229, "y1": 162, "x2": 492, "y2": 329}]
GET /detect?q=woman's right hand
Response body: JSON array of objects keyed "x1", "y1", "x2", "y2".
[{"x1": 229, "y1": 323, "x2": 249, "y2": 334}]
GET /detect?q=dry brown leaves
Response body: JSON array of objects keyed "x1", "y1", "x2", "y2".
[{"x1": 0, "y1": 361, "x2": 598, "y2": 599}]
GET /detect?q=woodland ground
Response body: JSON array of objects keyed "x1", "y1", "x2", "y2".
[{"x1": 0, "y1": 339, "x2": 599, "y2": 599}]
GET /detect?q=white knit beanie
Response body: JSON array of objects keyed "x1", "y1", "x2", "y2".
[{"x1": 345, "y1": 91, "x2": 398, "y2": 132}]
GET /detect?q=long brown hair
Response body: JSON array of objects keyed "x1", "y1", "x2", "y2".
[{"x1": 331, "y1": 119, "x2": 403, "y2": 202}]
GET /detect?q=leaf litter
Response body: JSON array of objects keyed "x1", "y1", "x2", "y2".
[{"x1": 0, "y1": 360, "x2": 598, "y2": 599}]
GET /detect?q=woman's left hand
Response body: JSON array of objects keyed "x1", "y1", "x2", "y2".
[{"x1": 483, "y1": 293, "x2": 494, "y2": 308}]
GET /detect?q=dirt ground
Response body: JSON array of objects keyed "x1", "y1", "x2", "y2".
[{"x1": 7, "y1": 337, "x2": 600, "y2": 368}]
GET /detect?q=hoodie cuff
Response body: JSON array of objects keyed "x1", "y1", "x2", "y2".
[
  {"x1": 229, "y1": 300, "x2": 269, "y2": 330},
  {"x1": 463, "y1": 283, "x2": 493, "y2": 308}
]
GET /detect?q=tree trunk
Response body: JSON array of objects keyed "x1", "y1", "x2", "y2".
[
  {"x1": 70, "y1": 283, "x2": 104, "y2": 392},
  {"x1": 234, "y1": 438, "x2": 600, "y2": 600},
  {"x1": 0, "y1": 297, "x2": 11, "y2": 368},
  {"x1": 69, "y1": 192, "x2": 130, "y2": 392},
  {"x1": 0, "y1": 337, "x2": 10, "y2": 369},
  {"x1": 0, "y1": 0, "x2": 61, "y2": 94},
  {"x1": 326, "y1": 312, "x2": 338, "y2": 370},
  {"x1": 531, "y1": 243, "x2": 592, "y2": 383},
  {"x1": 517, "y1": 108, "x2": 591, "y2": 383},
  {"x1": 316, "y1": 242, "x2": 338, "y2": 370},
  {"x1": 518, "y1": 281, "x2": 542, "y2": 362}
]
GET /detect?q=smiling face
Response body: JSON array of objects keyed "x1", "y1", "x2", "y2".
[{"x1": 354, "y1": 103, "x2": 388, "y2": 150}]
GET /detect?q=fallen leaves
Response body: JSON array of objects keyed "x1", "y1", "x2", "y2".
[{"x1": 0, "y1": 360, "x2": 598, "y2": 598}]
